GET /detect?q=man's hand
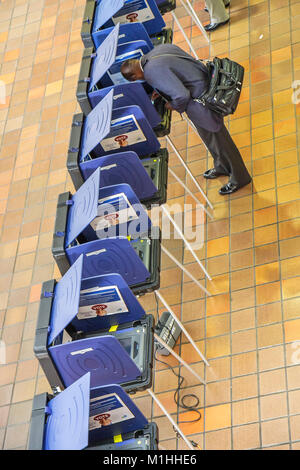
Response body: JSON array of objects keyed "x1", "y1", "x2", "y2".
[
  {"x1": 151, "y1": 91, "x2": 160, "y2": 101},
  {"x1": 165, "y1": 102, "x2": 174, "y2": 111}
]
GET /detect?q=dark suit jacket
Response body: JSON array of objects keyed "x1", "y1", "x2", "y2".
[{"x1": 140, "y1": 44, "x2": 223, "y2": 132}]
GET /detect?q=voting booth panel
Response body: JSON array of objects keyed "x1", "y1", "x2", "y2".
[
  {"x1": 28, "y1": 374, "x2": 158, "y2": 450},
  {"x1": 76, "y1": 24, "x2": 171, "y2": 136},
  {"x1": 81, "y1": 0, "x2": 166, "y2": 49},
  {"x1": 92, "y1": 23, "x2": 173, "y2": 51},
  {"x1": 91, "y1": 22, "x2": 154, "y2": 50},
  {"x1": 57, "y1": 168, "x2": 152, "y2": 242},
  {"x1": 34, "y1": 256, "x2": 155, "y2": 394},
  {"x1": 68, "y1": 90, "x2": 160, "y2": 165},
  {"x1": 69, "y1": 149, "x2": 169, "y2": 210},
  {"x1": 80, "y1": 90, "x2": 160, "y2": 157},
  {"x1": 88, "y1": 20, "x2": 173, "y2": 53},
  {"x1": 67, "y1": 90, "x2": 169, "y2": 206},
  {"x1": 52, "y1": 173, "x2": 161, "y2": 294},
  {"x1": 82, "y1": 12, "x2": 172, "y2": 51},
  {"x1": 63, "y1": 235, "x2": 161, "y2": 295}
]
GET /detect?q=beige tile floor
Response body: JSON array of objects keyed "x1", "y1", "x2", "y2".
[{"x1": 0, "y1": 0, "x2": 300, "y2": 450}]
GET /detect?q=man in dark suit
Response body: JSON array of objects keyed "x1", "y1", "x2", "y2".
[{"x1": 121, "y1": 44, "x2": 251, "y2": 195}]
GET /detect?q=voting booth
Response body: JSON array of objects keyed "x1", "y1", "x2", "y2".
[
  {"x1": 52, "y1": 170, "x2": 161, "y2": 295},
  {"x1": 27, "y1": 0, "x2": 214, "y2": 451},
  {"x1": 155, "y1": 0, "x2": 176, "y2": 14},
  {"x1": 70, "y1": 89, "x2": 160, "y2": 157},
  {"x1": 28, "y1": 374, "x2": 158, "y2": 450},
  {"x1": 81, "y1": 0, "x2": 167, "y2": 48},
  {"x1": 68, "y1": 89, "x2": 168, "y2": 201},
  {"x1": 87, "y1": 21, "x2": 154, "y2": 50},
  {"x1": 72, "y1": 150, "x2": 168, "y2": 208},
  {"x1": 34, "y1": 256, "x2": 155, "y2": 395},
  {"x1": 82, "y1": 15, "x2": 172, "y2": 50},
  {"x1": 76, "y1": 24, "x2": 171, "y2": 136}
]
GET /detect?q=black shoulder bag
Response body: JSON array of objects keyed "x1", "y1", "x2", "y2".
[
  {"x1": 194, "y1": 57, "x2": 244, "y2": 116},
  {"x1": 148, "y1": 54, "x2": 244, "y2": 116}
]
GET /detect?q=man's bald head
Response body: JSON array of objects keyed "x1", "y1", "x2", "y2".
[{"x1": 121, "y1": 59, "x2": 144, "y2": 82}]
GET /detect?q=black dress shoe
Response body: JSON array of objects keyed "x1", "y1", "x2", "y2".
[
  {"x1": 204, "y1": 168, "x2": 228, "y2": 179},
  {"x1": 204, "y1": 19, "x2": 229, "y2": 31},
  {"x1": 219, "y1": 180, "x2": 251, "y2": 195},
  {"x1": 204, "y1": 2, "x2": 230, "y2": 12}
]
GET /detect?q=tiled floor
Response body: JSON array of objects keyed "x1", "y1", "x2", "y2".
[{"x1": 0, "y1": 0, "x2": 300, "y2": 451}]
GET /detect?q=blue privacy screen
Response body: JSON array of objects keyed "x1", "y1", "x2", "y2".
[{"x1": 44, "y1": 373, "x2": 91, "y2": 450}]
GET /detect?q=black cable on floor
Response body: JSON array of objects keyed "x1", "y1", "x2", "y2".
[{"x1": 154, "y1": 294, "x2": 202, "y2": 448}]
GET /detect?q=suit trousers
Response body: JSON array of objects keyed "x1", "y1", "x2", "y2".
[
  {"x1": 195, "y1": 122, "x2": 252, "y2": 187},
  {"x1": 205, "y1": 0, "x2": 229, "y2": 23}
]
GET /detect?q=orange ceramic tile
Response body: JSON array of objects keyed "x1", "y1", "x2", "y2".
[
  {"x1": 232, "y1": 329, "x2": 257, "y2": 354},
  {"x1": 260, "y1": 392, "x2": 288, "y2": 420},
  {"x1": 29, "y1": 284, "x2": 42, "y2": 303},
  {"x1": 281, "y1": 256, "x2": 300, "y2": 279},
  {"x1": 230, "y1": 212, "x2": 253, "y2": 234},
  {"x1": 232, "y1": 374, "x2": 258, "y2": 401},
  {"x1": 253, "y1": 172, "x2": 275, "y2": 192},
  {"x1": 45, "y1": 80, "x2": 63, "y2": 97},
  {"x1": 257, "y1": 302, "x2": 282, "y2": 326},
  {"x1": 233, "y1": 423, "x2": 260, "y2": 450},
  {"x1": 0, "y1": 32, "x2": 8, "y2": 43},
  {"x1": 254, "y1": 224, "x2": 278, "y2": 246},
  {"x1": 256, "y1": 281, "x2": 281, "y2": 305},
  {"x1": 280, "y1": 237, "x2": 300, "y2": 260},
  {"x1": 282, "y1": 276, "x2": 300, "y2": 299},
  {"x1": 274, "y1": 118, "x2": 296, "y2": 138},
  {"x1": 231, "y1": 267, "x2": 255, "y2": 291},
  {"x1": 206, "y1": 236, "x2": 229, "y2": 258},
  {"x1": 255, "y1": 262, "x2": 280, "y2": 284},
  {"x1": 273, "y1": 87, "x2": 294, "y2": 106},
  {"x1": 205, "y1": 335, "x2": 231, "y2": 359},
  {"x1": 205, "y1": 428, "x2": 231, "y2": 450},
  {"x1": 272, "y1": 46, "x2": 291, "y2": 64},
  {"x1": 231, "y1": 288, "x2": 256, "y2": 312},
  {"x1": 277, "y1": 182, "x2": 300, "y2": 204},
  {"x1": 279, "y1": 219, "x2": 300, "y2": 240},
  {"x1": 283, "y1": 297, "x2": 300, "y2": 322},
  {"x1": 230, "y1": 116, "x2": 251, "y2": 135},
  {"x1": 254, "y1": 205, "x2": 277, "y2": 227},
  {"x1": 273, "y1": 104, "x2": 295, "y2": 123},
  {"x1": 252, "y1": 124, "x2": 274, "y2": 145},
  {"x1": 276, "y1": 165, "x2": 299, "y2": 187},
  {"x1": 275, "y1": 134, "x2": 297, "y2": 154},
  {"x1": 232, "y1": 399, "x2": 259, "y2": 426},
  {"x1": 206, "y1": 314, "x2": 230, "y2": 339},
  {"x1": 251, "y1": 68, "x2": 271, "y2": 85},
  {"x1": 206, "y1": 293, "x2": 230, "y2": 317},
  {"x1": 204, "y1": 404, "x2": 231, "y2": 432},
  {"x1": 257, "y1": 323, "x2": 284, "y2": 348},
  {"x1": 261, "y1": 418, "x2": 289, "y2": 447},
  {"x1": 253, "y1": 188, "x2": 276, "y2": 210},
  {"x1": 251, "y1": 109, "x2": 273, "y2": 129},
  {"x1": 230, "y1": 195, "x2": 252, "y2": 216},
  {"x1": 278, "y1": 200, "x2": 300, "y2": 222}
]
